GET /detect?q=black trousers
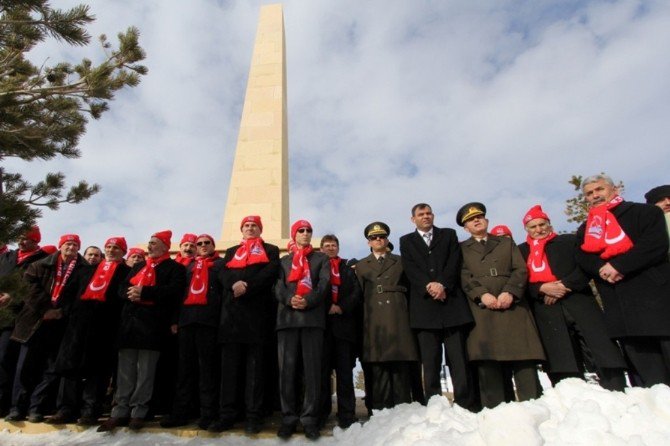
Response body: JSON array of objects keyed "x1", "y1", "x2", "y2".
[
  {"x1": 56, "y1": 375, "x2": 107, "y2": 417},
  {"x1": 319, "y1": 332, "x2": 356, "y2": 423},
  {"x1": 620, "y1": 337, "x2": 670, "y2": 387},
  {"x1": 11, "y1": 319, "x2": 65, "y2": 415},
  {"x1": 415, "y1": 328, "x2": 477, "y2": 410},
  {"x1": 370, "y1": 361, "x2": 412, "y2": 409},
  {"x1": 172, "y1": 324, "x2": 219, "y2": 420},
  {"x1": 277, "y1": 327, "x2": 323, "y2": 427},
  {"x1": 477, "y1": 360, "x2": 540, "y2": 409},
  {"x1": 0, "y1": 329, "x2": 19, "y2": 413},
  {"x1": 219, "y1": 342, "x2": 264, "y2": 422}
]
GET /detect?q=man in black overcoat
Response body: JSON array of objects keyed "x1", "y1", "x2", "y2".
[
  {"x1": 317, "y1": 234, "x2": 361, "y2": 429},
  {"x1": 210, "y1": 216, "x2": 279, "y2": 434},
  {"x1": 518, "y1": 205, "x2": 626, "y2": 390},
  {"x1": 399, "y1": 203, "x2": 477, "y2": 410},
  {"x1": 576, "y1": 174, "x2": 670, "y2": 386}
]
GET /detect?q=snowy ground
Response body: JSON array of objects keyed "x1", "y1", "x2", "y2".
[{"x1": 2, "y1": 379, "x2": 670, "y2": 445}]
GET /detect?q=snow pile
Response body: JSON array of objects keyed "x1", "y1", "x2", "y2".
[
  {"x1": 333, "y1": 379, "x2": 670, "y2": 446},
  {"x1": 2, "y1": 379, "x2": 670, "y2": 445}
]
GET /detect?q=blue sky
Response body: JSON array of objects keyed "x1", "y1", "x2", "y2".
[{"x1": 8, "y1": 0, "x2": 670, "y2": 259}]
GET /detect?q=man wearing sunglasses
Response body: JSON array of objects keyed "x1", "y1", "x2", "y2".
[
  {"x1": 399, "y1": 203, "x2": 477, "y2": 411},
  {"x1": 274, "y1": 220, "x2": 330, "y2": 440},
  {"x1": 355, "y1": 222, "x2": 418, "y2": 410},
  {"x1": 160, "y1": 234, "x2": 224, "y2": 430}
]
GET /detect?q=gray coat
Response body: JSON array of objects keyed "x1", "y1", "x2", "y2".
[
  {"x1": 460, "y1": 236, "x2": 545, "y2": 362},
  {"x1": 355, "y1": 253, "x2": 418, "y2": 363}
]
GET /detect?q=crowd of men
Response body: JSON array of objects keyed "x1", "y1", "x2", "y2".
[{"x1": 0, "y1": 174, "x2": 669, "y2": 441}]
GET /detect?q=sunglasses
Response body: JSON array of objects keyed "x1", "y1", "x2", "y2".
[
  {"x1": 297, "y1": 228, "x2": 312, "y2": 234},
  {"x1": 368, "y1": 235, "x2": 387, "y2": 241},
  {"x1": 196, "y1": 240, "x2": 212, "y2": 246}
]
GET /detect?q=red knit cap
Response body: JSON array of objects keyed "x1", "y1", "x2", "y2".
[
  {"x1": 291, "y1": 220, "x2": 312, "y2": 240},
  {"x1": 152, "y1": 230, "x2": 172, "y2": 249},
  {"x1": 180, "y1": 233, "x2": 197, "y2": 245},
  {"x1": 523, "y1": 205, "x2": 550, "y2": 225},
  {"x1": 58, "y1": 234, "x2": 81, "y2": 248},
  {"x1": 127, "y1": 247, "x2": 146, "y2": 257},
  {"x1": 24, "y1": 226, "x2": 41, "y2": 243},
  {"x1": 197, "y1": 234, "x2": 215, "y2": 248},
  {"x1": 490, "y1": 225, "x2": 513, "y2": 237},
  {"x1": 105, "y1": 236, "x2": 128, "y2": 253},
  {"x1": 240, "y1": 215, "x2": 263, "y2": 232},
  {"x1": 42, "y1": 245, "x2": 57, "y2": 255}
]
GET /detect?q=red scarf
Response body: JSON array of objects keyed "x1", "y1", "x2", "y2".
[
  {"x1": 51, "y1": 256, "x2": 77, "y2": 303},
  {"x1": 17, "y1": 248, "x2": 40, "y2": 265},
  {"x1": 80, "y1": 260, "x2": 122, "y2": 302},
  {"x1": 526, "y1": 233, "x2": 557, "y2": 283},
  {"x1": 174, "y1": 253, "x2": 194, "y2": 266},
  {"x1": 184, "y1": 253, "x2": 220, "y2": 306},
  {"x1": 226, "y1": 237, "x2": 269, "y2": 269},
  {"x1": 329, "y1": 257, "x2": 341, "y2": 304},
  {"x1": 581, "y1": 196, "x2": 634, "y2": 260},
  {"x1": 287, "y1": 244, "x2": 313, "y2": 297},
  {"x1": 129, "y1": 253, "x2": 171, "y2": 287}
]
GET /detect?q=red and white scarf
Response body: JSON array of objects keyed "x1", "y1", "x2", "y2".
[
  {"x1": 129, "y1": 253, "x2": 171, "y2": 287},
  {"x1": 225, "y1": 237, "x2": 269, "y2": 269},
  {"x1": 184, "y1": 253, "x2": 220, "y2": 306},
  {"x1": 80, "y1": 260, "x2": 122, "y2": 302},
  {"x1": 581, "y1": 195, "x2": 634, "y2": 260},
  {"x1": 174, "y1": 253, "x2": 194, "y2": 266},
  {"x1": 287, "y1": 244, "x2": 313, "y2": 297},
  {"x1": 329, "y1": 257, "x2": 341, "y2": 304},
  {"x1": 526, "y1": 233, "x2": 557, "y2": 283},
  {"x1": 51, "y1": 256, "x2": 77, "y2": 303}
]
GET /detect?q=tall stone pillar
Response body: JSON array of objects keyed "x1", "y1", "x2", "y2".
[{"x1": 219, "y1": 4, "x2": 290, "y2": 250}]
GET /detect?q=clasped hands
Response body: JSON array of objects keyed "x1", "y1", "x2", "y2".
[
  {"x1": 426, "y1": 282, "x2": 446, "y2": 301},
  {"x1": 599, "y1": 262, "x2": 623, "y2": 284},
  {"x1": 480, "y1": 291, "x2": 514, "y2": 310}
]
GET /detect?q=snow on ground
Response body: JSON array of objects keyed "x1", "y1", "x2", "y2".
[{"x1": 2, "y1": 379, "x2": 670, "y2": 445}]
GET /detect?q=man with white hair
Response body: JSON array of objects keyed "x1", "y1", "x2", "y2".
[
  {"x1": 98, "y1": 230, "x2": 186, "y2": 432},
  {"x1": 576, "y1": 174, "x2": 670, "y2": 386}
]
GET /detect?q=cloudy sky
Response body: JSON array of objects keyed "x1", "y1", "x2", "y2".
[{"x1": 7, "y1": 0, "x2": 670, "y2": 259}]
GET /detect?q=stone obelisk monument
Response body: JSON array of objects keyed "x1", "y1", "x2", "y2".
[{"x1": 219, "y1": 4, "x2": 290, "y2": 250}]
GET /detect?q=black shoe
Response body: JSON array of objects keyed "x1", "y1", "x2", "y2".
[
  {"x1": 196, "y1": 417, "x2": 213, "y2": 430},
  {"x1": 46, "y1": 411, "x2": 76, "y2": 424},
  {"x1": 27, "y1": 412, "x2": 44, "y2": 423},
  {"x1": 304, "y1": 424, "x2": 320, "y2": 440},
  {"x1": 5, "y1": 410, "x2": 25, "y2": 422},
  {"x1": 277, "y1": 423, "x2": 296, "y2": 439},
  {"x1": 77, "y1": 415, "x2": 99, "y2": 426},
  {"x1": 245, "y1": 419, "x2": 262, "y2": 434},
  {"x1": 128, "y1": 417, "x2": 144, "y2": 431},
  {"x1": 97, "y1": 416, "x2": 128, "y2": 432},
  {"x1": 159, "y1": 415, "x2": 188, "y2": 428},
  {"x1": 338, "y1": 416, "x2": 358, "y2": 429},
  {"x1": 208, "y1": 419, "x2": 234, "y2": 432}
]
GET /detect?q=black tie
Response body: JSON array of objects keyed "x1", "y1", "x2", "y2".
[
  {"x1": 378, "y1": 256, "x2": 384, "y2": 264},
  {"x1": 479, "y1": 239, "x2": 486, "y2": 246}
]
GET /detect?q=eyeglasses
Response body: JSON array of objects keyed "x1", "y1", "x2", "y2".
[
  {"x1": 297, "y1": 228, "x2": 312, "y2": 234},
  {"x1": 368, "y1": 235, "x2": 387, "y2": 241},
  {"x1": 196, "y1": 240, "x2": 212, "y2": 246}
]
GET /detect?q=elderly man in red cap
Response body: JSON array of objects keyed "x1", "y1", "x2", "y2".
[
  {"x1": 206, "y1": 216, "x2": 280, "y2": 434},
  {"x1": 6, "y1": 234, "x2": 85, "y2": 422},
  {"x1": 43, "y1": 237, "x2": 132, "y2": 425},
  {"x1": 274, "y1": 220, "x2": 329, "y2": 440},
  {"x1": 175, "y1": 233, "x2": 197, "y2": 266},
  {"x1": 518, "y1": 205, "x2": 626, "y2": 390},
  {"x1": 98, "y1": 230, "x2": 186, "y2": 432},
  {"x1": 0, "y1": 226, "x2": 50, "y2": 415},
  {"x1": 160, "y1": 233, "x2": 226, "y2": 430},
  {"x1": 125, "y1": 248, "x2": 146, "y2": 268},
  {"x1": 577, "y1": 174, "x2": 670, "y2": 387}
]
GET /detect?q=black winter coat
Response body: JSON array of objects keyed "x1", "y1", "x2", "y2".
[
  {"x1": 0, "y1": 249, "x2": 48, "y2": 330},
  {"x1": 117, "y1": 258, "x2": 186, "y2": 350},
  {"x1": 400, "y1": 227, "x2": 474, "y2": 330},
  {"x1": 325, "y1": 258, "x2": 362, "y2": 343},
  {"x1": 576, "y1": 201, "x2": 670, "y2": 338},
  {"x1": 219, "y1": 242, "x2": 279, "y2": 343},
  {"x1": 519, "y1": 234, "x2": 626, "y2": 372},
  {"x1": 178, "y1": 256, "x2": 225, "y2": 328}
]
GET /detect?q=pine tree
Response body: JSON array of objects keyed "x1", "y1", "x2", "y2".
[{"x1": 0, "y1": 0, "x2": 147, "y2": 243}]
